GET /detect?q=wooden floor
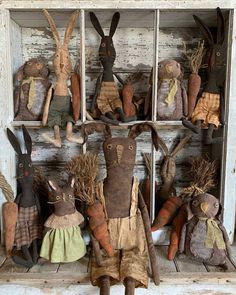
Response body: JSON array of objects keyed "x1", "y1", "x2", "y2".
[{"x1": 0, "y1": 245, "x2": 235, "y2": 288}]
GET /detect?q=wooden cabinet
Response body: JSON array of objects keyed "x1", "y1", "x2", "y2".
[{"x1": 0, "y1": 1, "x2": 235, "y2": 245}]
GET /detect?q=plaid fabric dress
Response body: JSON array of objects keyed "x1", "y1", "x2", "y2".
[{"x1": 15, "y1": 205, "x2": 42, "y2": 250}]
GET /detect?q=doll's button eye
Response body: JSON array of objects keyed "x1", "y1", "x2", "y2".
[
  {"x1": 27, "y1": 62, "x2": 32, "y2": 65},
  {"x1": 28, "y1": 163, "x2": 32, "y2": 167},
  {"x1": 214, "y1": 203, "x2": 219, "y2": 208},
  {"x1": 101, "y1": 43, "x2": 105, "y2": 47},
  {"x1": 216, "y1": 52, "x2": 221, "y2": 57},
  {"x1": 128, "y1": 145, "x2": 133, "y2": 150},
  {"x1": 107, "y1": 144, "x2": 112, "y2": 150},
  {"x1": 19, "y1": 163, "x2": 23, "y2": 168},
  {"x1": 192, "y1": 200, "x2": 199, "y2": 207},
  {"x1": 69, "y1": 195, "x2": 73, "y2": 199},
  {"x1": 56, "y1": 196, "x2": 60, "y2": 200}
]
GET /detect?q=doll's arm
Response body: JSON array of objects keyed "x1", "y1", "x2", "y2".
[
  {"x1": 179, "y1": 222, "x2": 187, "y2": 253},
  {"x1": 34, "y1": 193, "x2": 42, "y2": 216},
  {"x1": 219, "y1": 87, "x2": 225, "y2": 125},
  {"x1": 91, "y1": 74, "x2": 102, "y2": 112},
  {"x1": 42, "y1": 85, "x2": 53, "y2": 126},
  {"x1": 14, "y1": 194, "x2": 21, "y2": 205},
  {"x1": 181, "y1": 84, "x2": 188, "y2": 117},
  {"x1": 218, "y1": 223, "x2": 236, "y2": 267}
]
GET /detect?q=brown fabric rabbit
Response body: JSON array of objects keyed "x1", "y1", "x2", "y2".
[{"x1": 42, "y1": 9, "x2": 82, "y2": 147}]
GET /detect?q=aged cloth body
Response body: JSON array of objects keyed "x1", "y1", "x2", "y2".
[{"x1": 91, "y1": 177, "x2": 149, "y2": 288}]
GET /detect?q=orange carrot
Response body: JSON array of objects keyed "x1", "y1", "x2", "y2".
[
  {"x1": 151, "y1": 196, "x2": 182, "y2": 232},
  {"x1": 71, "y1": 73, "x2": 81, "y2": 121},
  {"x1": 3, "y1": 202, "x2": 18, "y2": 256},
  {"x1": 87, "y1": 201, "x2": 114, "y2": 257},
  {"x1": 122, "y1": 83, "x2": 136, "y2": 117},
  {"x1": 167, "y1": 203, "x2": 188, "y2": 260},
  {"x1": 187, "y1": 73, "x2": 201, "y2": 118}
]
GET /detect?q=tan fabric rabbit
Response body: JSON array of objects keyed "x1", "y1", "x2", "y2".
[{"x1": 42, "y1": 9, "x2": 82, "y2": 148}]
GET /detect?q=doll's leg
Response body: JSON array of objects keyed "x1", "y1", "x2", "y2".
[
  {"x1": 32, "y1": 239, "x2": 39, "y2": 263},
  {"x1": 205, "y1": 123, "x2": 215, "y2": 145},
  {"x1": 182, "y1": 118, "x2": 201, "y2": 134},
  {"x1": 99, "y1": 275, "x2": 111, "y2": 295},
  {"x1": 42, "y1": 125, "x2": 62, "y2": 148},
  {"x1": 115, "y1": 107, "x2": 137, "y2": 123},
  {"x1": 100, "y1": 112, "x2": 119, "y2": 125},
  {"x1": 124, "y1": 277, "x2": 135, "y2": 295},
  {"x1": 66, "y1": 121, "x2": 84, "y2": 144},
  {"x1": 12, "y1": 245, "x2": 34, "y2": 268}
]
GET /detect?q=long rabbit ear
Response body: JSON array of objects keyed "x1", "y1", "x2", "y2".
[
  {"x1": 43, "y1": 9, "x2": 61, "y2": 47},
  {"x1": 89, "y1": 12, "x2": 104, "y2": 37},
  {"x1": 22, "y1": 125, "x2": 32, "y2": 155},
  {"x1": 109, "y1": 12, "x2": 120, "y2": 37},
  {"x1": 6, "y1": 128, "x2": 22, "y2": 155},
  {"x1": 64, "y1": 10, "x2": 79, "y2": 46},
  {"x1": 156, "y1": 137, "x2": 169, "y2": 156},
  {"x1": 48, "y1": 179, "x2": 60, "y2": 192},
  {"x1": 193, "y1": 14, "x2": 214, "y2": 45},
  {"x1": 171, "y1": 135, "x2": 191, "y2": 157},
  {"x1": 216, "y1": 7, "x2": 225, "y2": 45},
  {"x1": 81, "y1": 122, "x2": 112, "y2": 143},
  {"x1": 128, "y1": 123, "x2": 160, "y2": 151}
]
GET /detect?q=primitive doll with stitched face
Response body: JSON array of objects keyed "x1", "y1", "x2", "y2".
[
  {"x1": 182, "y1": 8, "x2": 227, "y2": 144},
  {"x1": 81, "y1": 123, "x2": 160, "y2": 295},
  {"x1": 89, "y1": 12, "x2": 136, "y2": 125},
  {"x1": 157, "y1": 59, "x2": 188, "y2": 120},
  {"x1": 179, "y1": 193, "x2": 235, "y2": 268},
  {"x1": 42, "y1": 10, "x2": 82, "y2": 147},
  {"x1": 14, "y1": 58, "x2": 51, "y2": 121},
  {"x1": 40, "y1": 177, "x2": 86, "y2": 263}
]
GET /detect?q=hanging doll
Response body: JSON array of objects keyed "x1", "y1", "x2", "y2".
[
  {"x1": 179, "y1": 193, "x2": 235, "y2": 269},
  {"x1": 182, "y1": 7, "x2": 227, "y2": 144},
  {"x1": 80, "y1": 122, "x2": 160, "y2": 295},
  {"x1": 157, "y1": 59, "x2": 188, "y2": 120},
  {"x1": 42, "y1": 9, "x2": 82, "y2": 147},
  {"x1": 6, "y1": 125, "x2": 42, "y2": 267},
  {"x1": 39, "y1": 177, "x2": 86, "y2": 263},
  {"x1": 14, "y1": 58, "x2": 51, "y2": 121},
  {"x1": 89, "y1": 12, "x2": 136, "y2": 125}
]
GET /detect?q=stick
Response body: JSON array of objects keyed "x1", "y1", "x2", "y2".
[{"x1": 138, "y1": 189, "x2": 160, "y2": 285}]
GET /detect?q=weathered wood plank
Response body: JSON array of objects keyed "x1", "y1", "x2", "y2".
[
  {"x1": 155, "y1": 246, "x2": 177, "y2": 273},
  {"x1": 28, "y1": 262, "x2": 59, "y2": 273},
  {"x1": 175, "y1": 254, "x2": 207, "y2": 273},
  {"x1": 0, "y1": 257, "x2": 28, "y2": 273},
  {"x1": 58, "y1": 255, "x2": 89, "y2": 274}
]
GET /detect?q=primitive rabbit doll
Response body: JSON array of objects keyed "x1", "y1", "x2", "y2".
[
  {"x1": 81, "y1": 122, "x2": 160, "y2": 295},
  {"x1": 40, "y1": 177, "x2": 86, "y2": 263},
  {"x1": 6, "y1": 126, "x2": 42, "y2": 267},
  {"x1": 42, "y1": 9, "x2": 82, "y2": 147},
  {"x1": 157, "y1": 59, "x2": 188, "y2": 120},
  {"x1": 89, "y1": 12, "x2": 136, "y2": 125},
  {"x1": 182, "y1": 7, "x2": 227, "y2": 144},
  {"x1": 179, "y1": 193, "x2": 235, "y2": 269},
  {"x1": 14, "y1": 58, "x2": 51, "y2": 121}
]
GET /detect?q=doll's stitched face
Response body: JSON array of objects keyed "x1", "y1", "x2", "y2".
[
  {"x1": 53, "y1": 46, "x2": 72, "y2": 77},
  {"x1": 24, "y1": 58, "x2": 49, "y2": 78},
  {"x1": 103, "y1": 137, "x2": 136, "y2": 169},
  {"x1": 158, "y1": 60, "x2": 181, "y2": 79},
  {"x1": 190, "y1": 193, "x2": 220, "y2": 218},
  {"x1": 99, "y1": 36, "x2": 116, "y2": 68},
  {"x1": 49, "y1": 182, "x2": 75, "y2": 204},
  {"x1": 17, "y1": 154, "x2": 34, "y2": 179}
]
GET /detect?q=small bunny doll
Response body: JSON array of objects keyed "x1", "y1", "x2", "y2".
[
  {"x1": 40, "y1": 177, "x2": 86, "y2": 263},
  {"x1": 42, "y1": 9, "x2": 82, "y2": 147}
]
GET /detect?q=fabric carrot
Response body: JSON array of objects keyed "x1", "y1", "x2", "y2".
[
  {"x1": 167, "y1": 203, "x2": 188, "y2": 260},
  {"x1": 151, "y1": 196, "x2": 182, "y2": 231},
  {"x1": 71, "y1": 73, "x2": 81, "y2": 121},
  {"x1": 122, "y1": 83, "x2": 136, "y2": 117},
  {"x1": 87, "y1": 201, "x2": 114, "y2": 257},
  {"x1": 187, "y1": 73, "x2": 201, "y2": 118}
]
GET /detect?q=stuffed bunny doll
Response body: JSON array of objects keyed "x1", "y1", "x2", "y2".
[
  {"x1": 157, "y1": 59, "x2": 188, "y2": 120},
  {"x1": 42, "y1": 9, "x2": 82, "y2": 147},
  {"x1": 6, "y1": 125, "x2": 42, "y2": 267},
  {"x1": 81, "y1": 122, "x2": 160, "y2": 295},
  {"x1": 89, "y1": 12, "x2": 136, "y2": 125},
  {"x1": 179, "y1": 193, "x2": 235, "y2": 269},
  {"x1": 182, "y1": 7, "x2": 227, "y2": 144},
  {"x1": 14, "y1": 58, "x2": 51, "y2": 121},
  {"x1": 40, "y1": 177, "x2": 86, "y2": 263}
]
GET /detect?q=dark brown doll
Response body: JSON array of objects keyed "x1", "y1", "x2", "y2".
[
  {"x1": 39, "y1": 178, "x2": 86, "y2": 263},
  {"x1": 14, "y1": 58, "x2": 51, "y2": 121},
  {"x1": 182, "y1": 7, "x2": 227, "y2": 144},
  {"x1": 179, "y1": 193, "x2": 235, "y2": 269},
  {"x1": 6, "y1": 125, "x2": 42, "y2": 268},
  {"x1": 81, "y1": 122, "x2": 160, "y2": 295},
  {"x1": 89, "y1": 12, "x2": 136, "y2": 125},
  {"x1": 157, "y1": 59, "x2": 188, "y2": 120}
]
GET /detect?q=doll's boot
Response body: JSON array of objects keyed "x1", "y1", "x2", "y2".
[
  {"x1": 100, "y1": 112, "x2": 119, "y2": 125},
  {"x1": 99, "y1": 275, "x2": 110, "y2": 295},
  {"x1": 115, "y1": 107, "x2": 137, "y2": 123},
  {"x1": 182, "y1": 118, "x2": 201, "y2": 134},
  {"x1": 124, "y1": 277, "x2": 135, "y2": 295},
  {"x1": 205, "y1": 124, "x2": 215, "y2": 145}
]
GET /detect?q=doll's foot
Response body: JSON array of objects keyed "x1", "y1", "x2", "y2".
[
  {"x1": 38, "y1": 257, "x2": 49, "y2": 265},
  {"x1": 42, "y1": 133, "x2": 62, "y2": 148},
  {"x1": 12, "y1": 255, "x2": 35, "y2": 268},
  {"x1": 121, "y1": 115, "x2": 137, "y2": 123},
  {"x1": 66, "y1": 122, "x2": 83, "y2": 144},
  {"x1": 182, "y1": 118, "x2": 201, "y2": 134},
  {"x1": 205, "y1": 123, "x2": 215, "y2": 145},
  {"x1": 100, "y1": 115, "x2": 119, "y2": 126}
]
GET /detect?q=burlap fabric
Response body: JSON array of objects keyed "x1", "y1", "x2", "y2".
[
  {"x1": 91, "y1": 177, "x2": 149, "y2": 288},
  {"x1": 97, "y1": 82, "x2": 123, "y2": 114},
  {"x1": 15, "y1": 205, "x2": 42, "y2": 250},
  {"x1": 191, "y1": 92, "x2": 220, "y2": 128}
]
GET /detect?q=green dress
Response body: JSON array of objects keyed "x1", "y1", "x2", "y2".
[{"x1": 40, "y1": 210, "x2": 86, "y2": 263}]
